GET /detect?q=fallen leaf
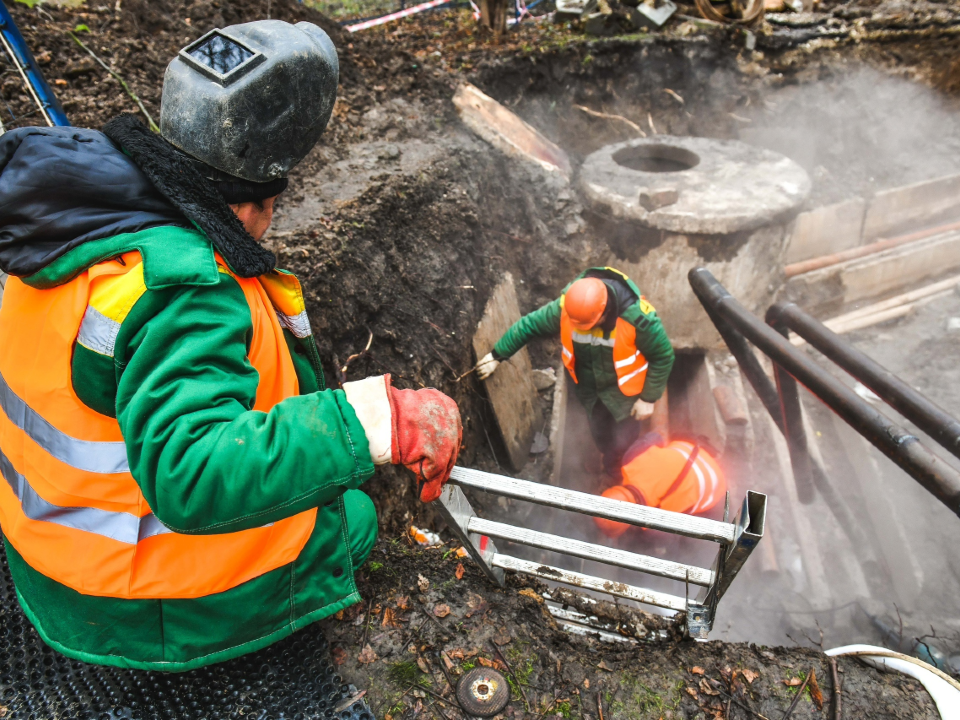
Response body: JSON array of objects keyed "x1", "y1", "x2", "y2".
[
  {"x1": 396, "y1": 595, "x2": 411, "y2": 611},
  {"x1": 478, "y1": 656, "x2": 507, "y2": 671},
  {"x1": 417, "y1": 656, "x2": 431, "y2": 674},
  {"x1": 465, "y1": 601, "x2": 488, "y2": 618},
  {"x1": 456, "y1": 546, "x2": 468, "y2": 558},
  {"x1": 583, "y1": 679, "x2": 590, "y2": 689},
  {"x1": 808, "y1": 669, "x2": 823, "y2": 710},
  {"x1": 741, "y1": 669, "x2": 759, "y2": 684},
  {"x1": 433, "y1": 604, "x2": 451, "y2": 618},
  {"x1": 385, "y1": 715, "x2": 393, "y2": 720},
  {"x1": 456, "y1": 563, "x2": 465, "y2": 580},
  {"x1": 448, "y1": 649, "x2": 465, "y2": 661},
  {"x1": 358, "y1": 644, "x2": 378, "y2": 664},
  {"x1": 699, "y1": 679, "x2": 719, "y2": 696},
  {"x1": 685, "y1": 687, "x2": 698, "y2": 699},
  {"x1": 331, "y1": 646, "x2": 348, "y2": 666},
  {"x1": 691, "y1": 666, "x2": 705, "y2": 675},
  {"x1": 784, "y1": 677, "x2": 803, "y2": 687},
  {"x1": 597, "y1": 660, "x2": 614, "y2": 672},
  {"x1": 334, "y1": 610, "x2": 345, "y2": 621},
  {"x1": 519, "y1": 588, "x2": 544, "y2": 604},
  {"x1": 417, "y1": 574, "x2": 430, "y2": 592},
  {"x1": 442, "y1": 652, "x2": 455, "y2": 671},
  {"x1": 382, "y1": 607, "x2": 401, "y2": 628},
  {"x1": 371, "y1": 603, "x2": 382, "y2": 616},
  {"x1": 493, "y1": 631, "x2": 511, "y2": 646}
]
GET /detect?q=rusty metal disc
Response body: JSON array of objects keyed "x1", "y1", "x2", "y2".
[{"x1": 456, "y1": 667, "x2": 510, "y2": 717}]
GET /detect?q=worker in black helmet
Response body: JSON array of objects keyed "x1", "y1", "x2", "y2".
[{"x1": 0, "y1": 21, "x2": 461, "y2": 671}]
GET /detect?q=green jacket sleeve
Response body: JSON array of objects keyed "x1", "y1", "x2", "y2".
[
  {"x1": 114, "y1": 274, "x2": 375, "y2": 535},
  {"x1": 621, "y1": 302, "x2": 675, "y2": 403},
  {"x1": 492, "y1": 298, "x2": 562, "y2": 359}
]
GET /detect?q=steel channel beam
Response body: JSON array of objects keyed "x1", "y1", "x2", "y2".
[
  {"x1": 434, "y1": 484, "x2": 505, "y2": 586},
  {"x1": 467, "y1": 516, "x2": 715, "y2": 586},
  {"x1": 770, "y1": 301, "x2": 960, "y2": 462},
  {"x1": 449, "y1": 466, "x2": 735, "y2": 544},
  {"x1": 689, "y1": 268, "x2": 960, "y2": 518},
  {"x1": 490, "y1": 554, "x2": 689, "y2": 612},
  {"x1": 715, "y1": 490, "x2": 766, "y2": 599}
]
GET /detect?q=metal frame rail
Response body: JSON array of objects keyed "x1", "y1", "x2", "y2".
[
  {"x1": 0, "y1": 3, "x2": 69, "y2": 133},
  {"x1": 436, "y1": 466, "x2": 766, "y2": 638},
  {"x1": 689, "y1": 267, "x2": 960, "y2": 519}
]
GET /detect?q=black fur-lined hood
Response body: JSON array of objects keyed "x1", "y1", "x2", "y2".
[{"x1": 0, "y1": 115, "x2": 274, "y2": 280}]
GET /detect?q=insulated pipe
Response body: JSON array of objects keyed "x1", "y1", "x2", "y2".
[
  {"x1": 768, "y1": 300, "x2": 960, "y2": 462},
  {"x1": 689, "y1": 267, "x2": 960, "y2": 519}
]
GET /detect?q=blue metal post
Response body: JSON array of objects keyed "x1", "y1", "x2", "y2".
[{"x1": 0, "y1": 3, "x2": 70, "y2": 126}]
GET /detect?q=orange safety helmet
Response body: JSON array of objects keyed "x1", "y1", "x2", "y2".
[{"x1": 565, "y1": 277, "x2": 608, "y2": 330}]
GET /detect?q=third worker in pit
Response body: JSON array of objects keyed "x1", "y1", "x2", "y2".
[{"x1": 476, "y1": 267, "x2": 674, "y2": 477}]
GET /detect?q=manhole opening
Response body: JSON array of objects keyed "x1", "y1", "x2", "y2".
[{"x1": 613, "y1": 144, "x2": 700, "y2": 173}]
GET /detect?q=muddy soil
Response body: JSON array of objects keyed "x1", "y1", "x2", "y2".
[{"x1": 324, "y1": 540, "x2": 939, "y2": 719}]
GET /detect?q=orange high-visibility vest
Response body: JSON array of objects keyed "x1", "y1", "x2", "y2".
[
  {"x1": 0, "y1": 250, "x2": 318, "y2": 599},
  {"x1": 595, "y1": 440, "x2": 726, "y2": 538},
  {"x1": 559, "y1": 303, "x2": 649, "y2": 396}
]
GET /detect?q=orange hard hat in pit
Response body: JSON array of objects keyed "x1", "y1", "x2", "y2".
[{"x1": 565, "y1": 278, "x2": 608, "y2": 330}]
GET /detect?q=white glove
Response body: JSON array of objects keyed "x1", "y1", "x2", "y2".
[
  {"x1": 630, "y1": 398, "x2": 655, "y2": 421},
  {"x1": 476, "y1": 352, "x2": 500, "y2": 380}
]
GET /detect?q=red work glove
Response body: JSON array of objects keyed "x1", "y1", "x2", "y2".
[{"x1": 386, "y1": 375, "x2": 462, "y2": 502}]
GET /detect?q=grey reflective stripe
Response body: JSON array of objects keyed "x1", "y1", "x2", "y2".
[
  {"x1": 0, "y1": 447, "x2": 170, "y2": 545},
  {"x1": 571, "y1": 330, "x2": 615, "y2": 347},
  {"x1": 276, "y1": 310, "x2": 312, "y2": 338},
  {"x1": 0, "y1": 370, "x2": 129, "y2": 474},
  {"x1": 76, "y1": 305, "x2": 121, "y2": 357}
]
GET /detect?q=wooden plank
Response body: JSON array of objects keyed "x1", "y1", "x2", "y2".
[
  {"x1": 785, "y1": 228, "x2": 960, "y2": 314},
  {"x1": 453, "y1": 83, "x2": 572, "y2": 179},
  {"x1": 473, "y1": 273, "x2": 543, "y2": 470},
  {"x1": 862, "y1": 173, "x2": 960, "y2": 241},
  {"x1": 784, "y1": 198, "x2": 866, "y2": 265},
  {"x1": 547, "y1": 366, "x2": 567, "y2": 486}
]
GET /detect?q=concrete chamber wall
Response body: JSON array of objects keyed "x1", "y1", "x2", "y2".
[{"x1": 580, "y1": 136, "x2": 810, "y2": 349}]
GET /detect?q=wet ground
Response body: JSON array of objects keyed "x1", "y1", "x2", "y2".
[{"x1": 3, "y1": 0, "x2": 960, "y2": 714}]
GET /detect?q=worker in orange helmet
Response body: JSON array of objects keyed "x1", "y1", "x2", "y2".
[
  {"x1": 594, "y1": 434, "x2": 727, "y2": 537},
  {"x1": 475, "y1": 267, "x2": 675, "y2": 477}
]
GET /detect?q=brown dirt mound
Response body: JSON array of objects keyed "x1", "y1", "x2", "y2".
[{"x1": 324, "y1": 538, "x2": 940, "y2": 719}]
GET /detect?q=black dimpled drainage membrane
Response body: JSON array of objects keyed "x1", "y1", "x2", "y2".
[{"x1": 0, "y1": 552, "x2": 373, "y2": 720}]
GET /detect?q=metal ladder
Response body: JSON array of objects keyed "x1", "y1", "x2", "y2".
[{"x1": 436, "y1": 466, "x2": 766, "y2": 639}]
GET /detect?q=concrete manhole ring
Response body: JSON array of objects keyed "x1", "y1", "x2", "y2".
[{"x1": 579, "y1": 135, "x2": 810, "y2": 235}]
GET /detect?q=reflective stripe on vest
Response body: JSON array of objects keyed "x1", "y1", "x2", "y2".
[
  {"x1": 0, "y1": 251, "x2": 317, "y2": 599},
  {"x1": 621, "y1": 440, "x2": 726, "y2": 516},
  {"x1": 559, "y1": 302, "x2": 649, "y2": 396}
]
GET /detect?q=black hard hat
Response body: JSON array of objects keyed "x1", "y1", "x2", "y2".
[{"x1": 160, "y1": 20, "x2": 339, "y2": 184}]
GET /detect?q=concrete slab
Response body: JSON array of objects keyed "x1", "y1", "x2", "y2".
[
  {"x1": 784, "y1": 198, "x2": 866, "y2": 265},
  {"x1": 473, "y1": 273, "x2": 544, "y2": 471},
  {"x1": 863, "y1": 172, "x2": 960, "y2": 241},
  {"x1": 452, "y1": 83, "x2": 572, "y2": 180},
  {"x1": 785, "y1": 228, "x2": 960, "y2": 314}
]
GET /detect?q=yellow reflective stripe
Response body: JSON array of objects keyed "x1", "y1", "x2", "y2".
[
  {"x1": 260, "y1": 271, "x2": 306, "y2": 317},
  {"x1": 77, "y1": 263, "x2": 147, "y2": 357},
  {"x1": 571, "y1": 330, "x2": 615, "y2": 347},
  {"x1": 88, "y1": 263, "x2": 147, "y2": 323}
]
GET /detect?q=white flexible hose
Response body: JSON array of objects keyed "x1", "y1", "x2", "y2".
[{"x1": 826, "y1": 644, "x2": 960, "y2": 720}]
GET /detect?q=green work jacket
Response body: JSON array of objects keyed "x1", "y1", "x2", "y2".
[
  {"x1": 493, "y1": 268, "x2": 674, "y2": 422},
  {"x1": 2, "y1": 227, "x2": 376, "y2": 671}
]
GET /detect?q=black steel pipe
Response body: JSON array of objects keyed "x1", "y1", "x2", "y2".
[
  {"x1": 689, "y1": 268, "x2": 960, "y2": 519},
  {"x1": 769, "y1": 300, "x2": 960, "y2": 462}
]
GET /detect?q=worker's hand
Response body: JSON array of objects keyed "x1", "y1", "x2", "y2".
[
  {"x1": 344, "y1": 375, "x2": 462, "y2": 502},
  {"x1": 630, "y1": 398, "x2": 655, "y2": 421},
  {"x1": 388, "y1": 378, "x2": 462, "y2": 502},
  {"x1": 476, "y1": 352, "x2": 500, "y2": 380}
]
